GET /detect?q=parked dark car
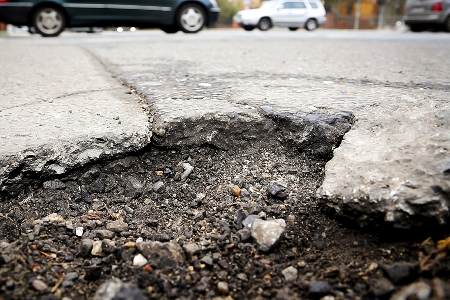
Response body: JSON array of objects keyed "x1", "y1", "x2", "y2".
[
  {"x1": 403, "y1": 0, "x2": 450, "y2": 32},
  {"x1": 0, "y1": 0, "x2": 220, "y2": 36}
]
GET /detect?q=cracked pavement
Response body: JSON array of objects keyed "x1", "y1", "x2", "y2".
[{"x1": 1, "y1": 29, "x2": 450, "y2": 228}]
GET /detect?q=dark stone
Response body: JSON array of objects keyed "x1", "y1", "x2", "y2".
[
  {"x1": 153, "y1": 181, "x2": 165, "y2": 194},
  {"x1": 381, "y1": 263, "x2": 419, "y2": 284},
  {"x1": 65, "y1": 272, "x2": 79, "y2": 281},
  {"x1": 242, "y1": 215, "x2": 261, "y2": 229},
  {"x1": 0, "y1": 254, "x2": 12, "y2": 264},
  {"x1": 79, "y1": 239, "x2": 94, "y2": 257},
  {"x1": 237, "y1": 229, "x2": 251, "y2": 242},
  {"x1": 61, "y1": 281, "x2": 73, "y2": 288},
  {"x1": 138, "y1": 241, "x2": 185, "y2": 269},
  {"x1": 64, "y1": 254, "x2": 74, "y2": 262},
  {"x1": 267, "y1": 183, "x2": 287, "y2": 200},
  {"x1": 84, "y1": 266, "x2": 102, "y2": 281},
  {"x1": 200, "y1": 255, "x2": 213, "y2": 266},
  {"x1": 370, "y1": 278, "x2": 395, "y2": 297},
  {"x1": 232, "y1": 176, "x2": 245, "y2": 188},
  {"x1": 234, "y1": 209, "x2": 247, "y2": 229},
  {"x1": 309, "y1": 281, "x2": 331, "y2": 297}
]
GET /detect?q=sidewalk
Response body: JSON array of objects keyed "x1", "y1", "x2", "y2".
[{"x1": 0, "y1": 44, "x2": 150, "y2": 178}]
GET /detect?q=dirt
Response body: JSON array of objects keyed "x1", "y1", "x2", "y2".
[{"x1": 0, "y1": 142, "x2": 449, "y2": 300}]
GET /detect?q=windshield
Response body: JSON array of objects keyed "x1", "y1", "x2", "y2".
[{"x1": 260, "y1": 1, "x2": 278, "y2": 9}]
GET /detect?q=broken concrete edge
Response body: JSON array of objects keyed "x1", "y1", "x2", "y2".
[{"x1": 0, "y1": 109, "x2": 353, "y2": 198}]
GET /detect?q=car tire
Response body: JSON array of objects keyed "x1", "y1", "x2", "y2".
[
  {"x1": 288, "y1": 27, "x2": 299, "y2": 31},
  {"x1": 304, "y1": 18, "x2": 317, "y2": 31},
  {"x1": 33, "y1": 6, "x2": 66, "y2": 37},
  {"x1": 243, "y1": 25, "x2": 255, "y2": 31},
  {"x1": 445, "y1": 16, "x2": 450, "y2": 32},
  {"x1": 161, "y1": 25, "x2": 180, "y2": 34},
  {"x1": 177, "y1": 3, "x2": 206, "y2": 33},
  {"x1": 258, "y1": 17, "x2": 271, "y2": 31}
]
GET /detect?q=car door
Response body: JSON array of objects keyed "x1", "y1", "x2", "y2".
[
  {"x1": 108, "y1": 0, "x2": 175, "y2": 23},
  {"x1": 62, "y1": 0, "x2": 109, "y2": 23},
  {"x1": 272, "y1": 1, "x2": 308, "y2": 25}
]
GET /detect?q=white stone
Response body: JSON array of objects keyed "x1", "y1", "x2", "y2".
[
  {"x1": 133, "y1": 254, "x2": 148, "y2": 267},
  {"x1": 250, "y1": 219, "x2": 286, "y2": 252},
  {"x1": 76, "y1": 227, "x2": 84, "y2": 237},
  {"x1": 91, "y1": 241, "x2": 102, "y2": 256}
]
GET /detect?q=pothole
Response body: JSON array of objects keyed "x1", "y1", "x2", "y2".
[{"x1": 0, "y1": 111, "x2": 449, "y2": 300}]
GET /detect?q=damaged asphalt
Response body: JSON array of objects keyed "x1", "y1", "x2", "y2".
[{"x1": 0, "y1": 29, "x2": 449, "y2": 300}]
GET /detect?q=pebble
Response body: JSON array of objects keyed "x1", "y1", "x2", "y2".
[
  {"x1": 181, "y1": 163, "x2": 194, "y2": 181},
  {"x1": 93, "y1": 278, "x2": 146, "y2": 300},
  {"x1": 124, "y1": 242, "x2": 137, "y2": 248},
  {"x1": 80, "y1": 239, "x2": 94, "y2": 257},
  {"x1": 281, "y1": 266, "x2": 298, "y2": 281},
  {"x1": 242, "y1": 215, "x2": 261, "y2": 229},
  {"x1": 106, "y1": 220, "x2": 129, "y2": 233},
  {"x1": 133, "y1": 254, "x2": 148, "y2": 267},
  {"x1": 382, "y1": 262, "x2": 418, "y2": 284},
  {"x1": 75, "y1": 227, "x2": 84, "y2": 237},
  {"x1": 65, "y1": 272, "x2": 79, "y2": 281},
  {"x1": 232, "y1": 176, "x2": 245, "y2": 188},
  {"x1": 96, "y1": 229, "x2": 115, "y2": 239},
  {"x1": 250, "y1": 219, "x2": 286, "y2": 252},
  {"x1": 138, "y1": 241, "x2": 185, "y2": 268},
  {"x1": 217, "y1": 281, "x2": 229, "y2": 295},
  {"x1": 390, "y1": 281, "x2": 431, "y2": 300},
  {"x1": 183, "y1": 243, "x2": 200, "y2": 259},
  {"x1": 267, "y1": 183, "x2": 287, "y2": 200},
  {"x1": 237, "y1": 229, "x2": 251, "y2": 242},
  {"x1": 91, "y1": 241, "x2": 102, "y2": 256},
  {"x1": 309, "y1": 281, "x2": 331, "y2": 296},
  {"x1": 200, "y1": 255, "x2": 213, "y2": 266},
  {"x1": 237, "y1": 273, "x2": 247, "y2": 281},
  {"x1": 32, "y1": 279, "x2": 48, "y2": 291},
  {"x1": 153, "y1": 181, "x2": 165, "y2": 193},
  {"x1": 228, "y1": 184, "x2": 241, "y2": 197},
  {"x1": 371, "y1": 278, "x2": 395, "y2": 297},
  {"x1": 0, "y1": 254, "x2": 12, "y2": 264}
]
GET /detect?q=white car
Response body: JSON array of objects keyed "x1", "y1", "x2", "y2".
[{"x1": 234, "y1": 0, "x2": 327, "y2": 31}]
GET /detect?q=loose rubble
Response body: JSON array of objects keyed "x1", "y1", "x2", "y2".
[{"x1": 0, "y1": 144, "x2": 449, "y2": 300}]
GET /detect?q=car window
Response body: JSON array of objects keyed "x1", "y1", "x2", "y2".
[
  {"x1": 261, "y1": 1, "x2": 279, "y2": 9},
  {"x1": 283, "y1": 2, "x2": 306, "y2": 8},
  {"x1": 309, "y1": 1, "x2": 319, "y2": 8}
]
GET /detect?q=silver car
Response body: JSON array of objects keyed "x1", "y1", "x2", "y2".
[
  {"x1": 233, "y1": 0, "x2": 327, "y2": 31},
  {"x1": 403, "y1": 0, "x2": 450, "y2": 31}
]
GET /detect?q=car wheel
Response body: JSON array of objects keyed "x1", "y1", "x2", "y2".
[
  {"x1": 243, "y1": 25, "x2": 255, "y2": 31},
  {"x1": 288, "y1": 27, "x2": 299, "y2": 31},
  {"x1": 177, "y1": 3, "x2": 206, "y2": 33},
  {"x1": 33, "y1": 6, "x2": 66, "y2": 37},
  {"x1": 304, "y1": 18, "x2": 317, "y2": 31},
  {"x1": 445, "y1": 16, "x2": 450, "y2": 32},
  {"x1": 161, "y1": 25, "x2": 180, "y2": 34},
  {"x1": 258, "y1": 17, "x2": 271, "y2": 31}
]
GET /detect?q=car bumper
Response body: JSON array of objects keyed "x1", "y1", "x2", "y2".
[
  {"x1": 403, "y1": 13, "x2": 442, "y2": 24},
  {"x1": 316, "y1": 16, "x2": 327, "y2": 26},
  {"x1": 233, "y1": 15, "x2": 258, "y2": 26},
  {"x1": 208, "y1": 7, "x2": 220, "y2": 26},
  {"x1": 0, "y1": 3, "x2": 32, "y2": 26}
]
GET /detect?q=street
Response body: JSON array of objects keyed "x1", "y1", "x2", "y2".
[{"x1": 0, "y1": 28, "x2": 450, "y2": 299}]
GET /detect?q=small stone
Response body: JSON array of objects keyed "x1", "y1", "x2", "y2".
[
  {"x1": 200, "y1": 255, "x2": 213, "y2": 266},
  {"x1": 96, "y1": 230, "x2": 115, "y2": 239},
  {"x1": 91, "y1": 241, "x2": 102, "y2": 256},
  {"x1": 124, "y1": 242, "x2": 137, "y2": 248},
  {"x1": 65, "y1": 221, "x2": 74, "y2": 230},
  {"x1": 133, "y1": 254, "x2": 148, "y2": 267},
  {"x1": 183, "y1": 243, "x2": 200, "y2": 259},
  {"x1": 102, "y1": 239, "x2": 116, "y2": 254},
  {"x1": 65, "y1": 254, "x2": 74, "y2": 262},
  {"x1": 93, "y1": 278, "x2": 145, "y2": 300},
  {"x1": 106, "y1": 220, "x2": 128, "y2": 233},
  {"x1": 0, "y1": 254, "x2": 12, "y2": 264},
  {"x1": 371, "y1": 278, "x2": 395, "y2": 297},
  {"x1": 228, "y1": 184, "x2": 241, "y2": 197},
  {"x1": 390, "y1": 281, "x2": 431, "y2": 300},
  {"x1": 43, "y1": 179, "x2": 66, "y2": 190},
  {"x1": 153, "y1": 181, "x2": 165, "y2": 193},
  {"x1": 298, "y1": 261, "x2": 306, "y2": 268},
  {"x1": 217, "y1": 281, "x2": 229, "y2": 295},
  {"x1": 32, "y1": 279, "x2": 48, "y2": 291},
  {"x1": 80, "y1": 239, "x2": 94, "y2": 257},
  {"x1": 250, "y1": 219, "x2": 286, "y2": 252},
  {"x1": 267, "y1": 183, "x2": 287, "y2": 200},
  {"x1": 138, "y1": 241, "x2": 185, "y2": 269},
  {"x1": 181, "y1": 163, "x2": 194, "y2": 181},
  {"x1": 309, "y1": 281, "x2": 331, "y2": 297},
  {"x1": 242, "y1": 215, "x2": 261, "y2": 229},
  {"x1": 237, "y1": 229, "x2": 251, "y2": 242},
  {"x1": 237, "y1": 273, "x2": 247, "y2": 281},
  {"x1": 65, "y1": 272, "x2": 79, "y2": 281},
  {"x1": 76, "y1": 227, "x2": 84, "y2": 237},
  {"x1": 282, "y1": 266, "x2": 298, "y2": 281},
  {"x1": 381, "y1": 262, "x2": 419, "y2": 284},
  {"x1": 232, "y1": 176, "x2": 245, "y2": 188}
]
